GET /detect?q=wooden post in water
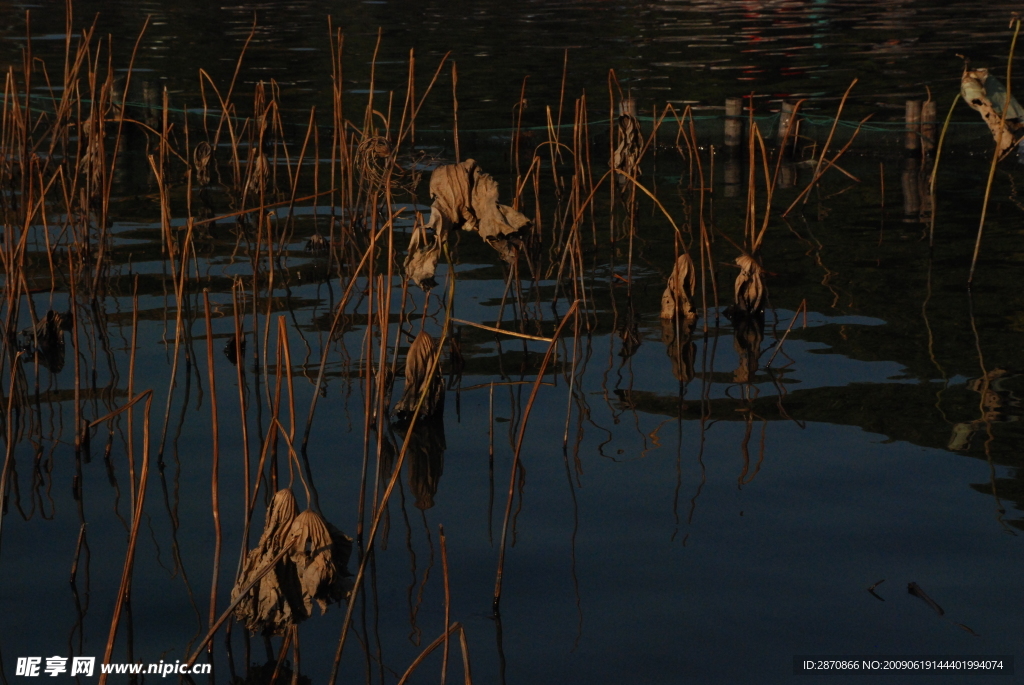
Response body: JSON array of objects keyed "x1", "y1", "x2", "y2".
[
  {"x1": 905, "y1": 100, "x2": 922, "y2": 153},
  {"x1": 725, "y1": 97, "x2": 743, "y2": 149},
  {"x1": 921, "y1": 100, "x2": 937, "y2": 155},
  {"x1": 777, "y1": 100, "x2": 798, "y2": 148}
]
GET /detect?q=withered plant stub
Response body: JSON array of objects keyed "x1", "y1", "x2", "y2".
[{"x1": 404, "y1": 159, "x2": 530, "y2": 289}]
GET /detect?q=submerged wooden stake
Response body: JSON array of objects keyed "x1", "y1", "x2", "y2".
[
  {"x1": 724, "y1": 97, "x2": 743, "y2": 149},
  {"x1": 905, "y1": 100, "x2": 922, "y2": 152}
]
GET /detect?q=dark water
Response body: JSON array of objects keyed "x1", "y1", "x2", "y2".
[{"x1": 1, "y1": 2, "x2": 1023, "y2": 685}]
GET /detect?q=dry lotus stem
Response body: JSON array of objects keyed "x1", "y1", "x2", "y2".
[
  {"x1": 394, "y1": 330, "x2": 445, "y2": 420},
  {"x1": 660, "y1": 253, "x2": 697, "y2": 321},
  {"x1": 404, "y1": 159, "x2": 530, "y2": 289},
  {"x1": 961, "y1": 69, "x2": 1024, "y2": 158},
  {"x1": 231, "y1": 489, "x2": 353, "y2": 635},
  {"x1": 733, "y1": 255, "x2": 766, "y2": 316}
]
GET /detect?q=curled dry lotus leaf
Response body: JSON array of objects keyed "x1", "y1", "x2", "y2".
[
  {"x1": 287, "y1": 510, "x2": 354, "y2": 616},
  {"x1": 660, "y1": 254, "x2": 697, "y2": 321},
  {"x1": 193, "y1": 141, "x2": 214, "y2": 186},
  {"x1": 404, "y1": 159, "x2": 530, "y2": 289},
  {"x1": 403, "y1": 218, "x2": 444, "y2": 290},
  {"x1": 612, "y1": 107, "x2": 643, "y2": 186},
  {"x1": 243, "y1": 153, "x2": 271, "y2": 199},
  {"x1": 232, "y1": 489, "x2": 353, "y2": 635},
  {"x1": 733, "y1": 255, "x2": 766, "y2": 316},
  {"x1": 961, "y1": 69, "x2": 1023, "y2": 158},
  {"x1": 232, "y1": 488, "x2": 298, "y2": 635},
  {"x1": 394, "y1": 330, "x2": 445, "y2": 420}
]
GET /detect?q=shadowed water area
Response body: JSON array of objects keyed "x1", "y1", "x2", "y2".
[{"x1": 0, "y1": 1, "x2": 1022, "y2": 684}]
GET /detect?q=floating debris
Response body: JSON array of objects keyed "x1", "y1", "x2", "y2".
[
  {"x1": 961, "y1": 68, "x2": 1024, "y2": 158},
  {"x1": 232, "y1": 489, "x2": 353, "y2": 635},
  {"x1": 394, "y1": 330, "x2": 446, "y2": 421},
  {"x1": 224, "y1": 334, "x2": 246, "y2": 366},
  {"x1": 907, "y1": 582, "x2": 945, "y2": 616},
  {"x1": 955, "y1": 622, "x2": 980, "y2": 637},
  {"x1": 404, "y1": 159, "x2": 530, "y2": 289},
  {"x1": 660, "y1": 253, "x2": 697, "y2": 322},
  {"x1": 305, "y1": 232, "x2": 330, "y2": 255},
  {"x1": 20, "y1": 309, "x2": 73, "y2": 373}
]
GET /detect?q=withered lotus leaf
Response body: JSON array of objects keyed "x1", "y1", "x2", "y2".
[
  {"x1": 660, "y1": 254, "x2": 697, "y2": 321},
  {"x1": 961, "y1": 68, "x2": 1023, "y2": 159},
  {"x1": 394, "y1": 330, "x2": 445, "y2": 421},
  {"x1": 232, "y1": 489, "x2": 353, "y2": 635},
  {"x1": 733, "y1": 255, "x2": 766, "y2": 316},
  {"x1": 404, "y1": 159, "x2": 530, "y2": 289}
]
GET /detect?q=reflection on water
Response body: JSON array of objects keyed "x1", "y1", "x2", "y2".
[
  {"x1": 1, "y1": 3, "x2": 1023, "y2": 685},
  {"x1": 3, "y1": 0, "x2": 1018, "y2": 127}
]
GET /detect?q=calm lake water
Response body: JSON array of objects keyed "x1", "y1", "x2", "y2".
[{"x1": 1, "y1": 1, "x2": 1022, "y2": 684}]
